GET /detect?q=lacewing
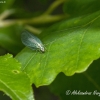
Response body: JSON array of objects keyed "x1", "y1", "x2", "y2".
[{"x1": 21, "y1": 31, "x2": 45, "y2": 53}]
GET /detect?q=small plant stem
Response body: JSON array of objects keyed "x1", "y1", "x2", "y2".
[
  {"x1": 25, "y1": 25, "x2": 42, "y2": 35},
  {"x1": 0, "y1": 9, "x2": 14, "y2": 20},
  {"x1": 0, "y1": 1, "x2": 69, "y2": 27},
  {"x1": 43, "y1": 0, "x2": 66, "y2": 15},
  {"x1": 0, "y1": 14, "x2": 68, "y2": 27}
]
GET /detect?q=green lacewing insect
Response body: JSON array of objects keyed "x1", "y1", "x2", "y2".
[{"x1": 21, "y1": 31, "x2": 45, "y2": 53}]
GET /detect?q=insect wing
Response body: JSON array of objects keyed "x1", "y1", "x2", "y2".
[{"x1": 21, "y1": 31, "x2": 44, "y2": 50}]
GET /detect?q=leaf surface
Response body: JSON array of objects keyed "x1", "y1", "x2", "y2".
[
  {"x1": 16, "y1": 11, "x2": 100, "y2": 87},
  {"x1": 0, "y1": 54, "x2": 34, "y2": 100},
  {"x1": 49, "y1": 58, "x2": 100, "y2": 100}
]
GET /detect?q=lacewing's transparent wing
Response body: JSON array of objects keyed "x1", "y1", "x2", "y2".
[{"x1": 21, "y1": 31, "x2": 45, "y2": 52}]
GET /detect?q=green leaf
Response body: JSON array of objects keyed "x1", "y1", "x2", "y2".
[
  {"x1": 63, "y1": 0, "x2": 100, "y2": 17},
  {"x1": 16, "y1": 10, "x2": 100, "y2": 87},
  {"x1": 0, "y1": 54, "x2": 34, "y2": 100},
  {"x1": 0, "y1": 24, "x2": 24, "y2": 54},
  {"x1": 49, "y1": 58, "x2": 100, "y2": 100}
]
